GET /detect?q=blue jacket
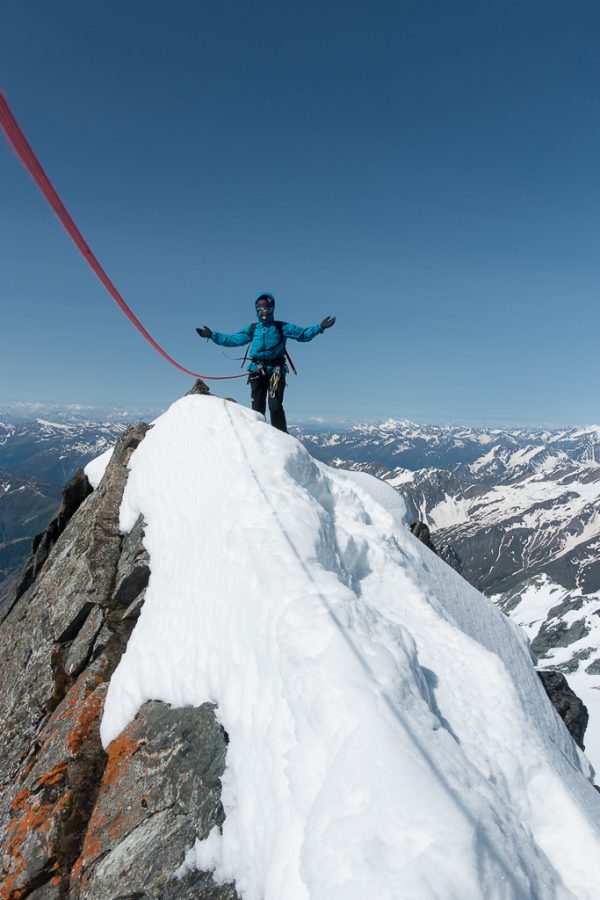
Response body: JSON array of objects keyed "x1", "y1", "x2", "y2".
[{"x1": 211, "y1": 309, "x2": 324, "y2": 373}]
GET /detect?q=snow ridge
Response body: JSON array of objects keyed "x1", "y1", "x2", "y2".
[{"x1": 98, "y1": 397, "x2": 600, "y2": 900}]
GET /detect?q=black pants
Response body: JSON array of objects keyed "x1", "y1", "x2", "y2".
[{"x1": 249, "y1": 370, "x2": 287, "y2": 433}]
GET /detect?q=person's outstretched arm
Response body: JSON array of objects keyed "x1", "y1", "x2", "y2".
[
  {"x1": 282, "y1": 317, "x2": 336, "y2": 342},
  {"x1": 196, "y1": 325, "x2": 254, "y2": 347}
]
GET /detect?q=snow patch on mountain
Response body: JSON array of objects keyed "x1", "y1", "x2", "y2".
[
  {"x1": 560, "y1": 512, "x2": 600, "y2": 558},
  {"x1": 428, "y1": 494, "x2": 472, "y2": 528},
  {"x1": 496, "y1": 576, "x2": 566, "y2": 641},
  {"x1": 468, "y1": 445, "x2": 499, "y2": 473},
  {"x1": 97, "y1": 397, "x2": 600, "y2": 900},
  {"x1": 440, "y1": 468, "x2": 600, "y2": 542},
  {"x1": 386, "y1": 468, "x2": 415, "y2": 488},
  {"x1": 35, "y1": 418, "x2": 75, "y2": 432}
]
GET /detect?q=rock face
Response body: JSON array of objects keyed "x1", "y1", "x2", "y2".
[
  {"x1": 0, "y1": 420, "x2": 238, "y2": 899},
  {"x1": 10, "y1": 468, "x2": 94, "y2": 613},
  {"x1": 72, "y1": 702, "x2": 235, "y2": 900},
  {"x1": 537, "y1": 670, "x2": 589, "y2": 751},
  {"x1": 409, "y1": 521, "x2": 437, "y2": 552},
  {"x1": 187, "y1": 378, "x2": 211, "y2": 397}
]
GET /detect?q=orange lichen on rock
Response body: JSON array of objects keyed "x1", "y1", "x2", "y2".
[
  {"x1": 71, "y1": 855, "x2": 84, "y2": 880},
  {"x1": 77, "y1": 808, "x2": 108, "y2": 860},
  {"x1": 10, "y1": 789, "x2": 31, "y2": 813},
  {"x1": 1, "y1": 797, "x2": 53, "y2": 899},
  {"x1": 66, "y1": 683, "x2": 107, "y2": 755},
  {"x1": 70, "y1": 807, "x2": 108, "y2": 889},
  {"x1": 3, "y1": 674, "x2": 110, "y2": 897},
  {"x1": 33, "y1": 665, "x2": 101, "y2": 756},
  {"x1": 36, "y1": 759, "x2": 67, "y2": 788},
  {"x1": 1, "y1": 769, "x2": 76, "y2": 899},
  {"x1": 102, "y1": 731, "x2": 144, "y2": 788},
  {"x1": 108, "y1": 811, "x2": 123, "y2": 840},
  {"x1": 70, "y1": 730, "x2": 145, "y2": 883},
  {"x1": 4, "y1": 795, "x2": 52, "y2": 852}
]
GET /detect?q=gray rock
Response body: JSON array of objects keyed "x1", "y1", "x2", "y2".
[
  {"x1": 64, "y1": 605, "x2": 105, "y2": 678},
  {"x1": 91, "y1": 622, "x2": 113, "y2": 657},
  {"x1": 112, "y1": 516, "x2": 150, "y2": 611},
  {"x1": 0, "y1": 568, "x2": 21, "y2": 625},
  {"x1": 73, "y1": 701, "x2": 238, "y2": 900},
  {"x1": 532, "y1": 618, "x2": 590, "y2": 658},
  {"x1": 187, "y1": 379, "x2": 211, "y2": 396},
  {"x1": 0, "y1": 658, "x2": 108, "y2": 899},
  {"x1": 13, "y1": 467, "x2": 93, "y2": 605},
  {"x1": 547, "y1": 596, "x2": 585, "y2": 620},
  {"x1": 28, "y1": 882, "x2": 62, "y2": 899},
  {"x1": 537, "y1": 669, "x2": 589, "y2": 750},
  {"x1": 0, "y1": 425, "x2": 149, "y2": 895},
  {"x1": 122, "y1": 593, "x2": 146, "y2": 621},
  {"x1": 410, "y1": 521, "x2": 437, "y2": 554},
  {"x1": 553, "y1": 647, "x2": 594, "y2": 674}
]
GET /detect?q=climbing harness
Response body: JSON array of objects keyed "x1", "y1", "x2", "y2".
[
  {"x1": 0, "y1": 92, "x2": 247, "y2": 381},
  {"x1": 241, "y1": 321, "x2": 298, "y2": 374}
]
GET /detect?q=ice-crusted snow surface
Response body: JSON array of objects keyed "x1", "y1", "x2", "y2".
[{"x1": 99, "y1": 397, "x2": 600, "y2": 900}]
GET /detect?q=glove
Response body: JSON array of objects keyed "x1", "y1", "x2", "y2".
[
  {"x1": 321, "y1": 316, "x2": 336, "y2": 330},
  {"x1": 196, "y1": 326, "x2": 212, "y2": 339}
]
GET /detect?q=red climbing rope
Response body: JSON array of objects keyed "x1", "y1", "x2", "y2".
[{"x1": 0, "y1": 92, "x2": 247, "y2": 381}]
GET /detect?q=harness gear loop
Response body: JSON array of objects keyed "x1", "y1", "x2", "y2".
[{"x1": 269, "y1": 367, "x2": 282, "y2": 399}]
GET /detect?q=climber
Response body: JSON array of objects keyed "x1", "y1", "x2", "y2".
[{"x1": 197, "y1": 294, "x2": 335, "y2": 433}]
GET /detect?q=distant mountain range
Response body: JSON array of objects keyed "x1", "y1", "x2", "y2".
[
  {"x1": 292, "y1": 418, "x2": 600, "y2": 598},
  {"x1": 0, "y1": 401, "x2": 162, "y2": 423},
  {"x1": 293, "y1": 418, "x2": 600, "y2": 472}
]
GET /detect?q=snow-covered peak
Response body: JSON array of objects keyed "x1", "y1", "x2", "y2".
[
  {"x1": 35, "y1": 417, "x2": 76, "y2": 432},
  {"x1": 97, "y1": 397, "x2": 600, "y2": 899}
]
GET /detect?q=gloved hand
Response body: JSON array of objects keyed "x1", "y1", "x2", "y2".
[
  {"x1": 196, "y1": 326, "x2": 212, "y2": 339},
  {"x1": 321, "y1": 316, "x2": 336, "y2": 329}
]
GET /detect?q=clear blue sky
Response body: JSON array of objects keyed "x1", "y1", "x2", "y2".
[{"x1": 2, "y1": 0, "x2": 599, "y2": 425}]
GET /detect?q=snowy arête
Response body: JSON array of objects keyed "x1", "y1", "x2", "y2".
[{"x1": 87, "y1": 396, "x2": 600, "y2": 900}]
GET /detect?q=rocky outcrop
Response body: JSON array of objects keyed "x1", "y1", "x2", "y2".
[
  {"x1": 409, "y1": 521, "x2": 437, "y2": 552},
  {"x1": 537, "y1": 669, "x2": 589, "y2": 751},
  {"x1": 0, "y1": 416, "x2": 238, "y2": 899},
  {"x1": 531, "y1": 596, "x2": 590, "y2": 659},
  {"x1": 12, "y1": 468, "x2": 94, "y2": 608},
  {"x1": 72, "y1": 702, "x2": 234, "y2": 900},
  {"x1": 187, "y1": 378, "x2": 211, "y2": 397}
]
